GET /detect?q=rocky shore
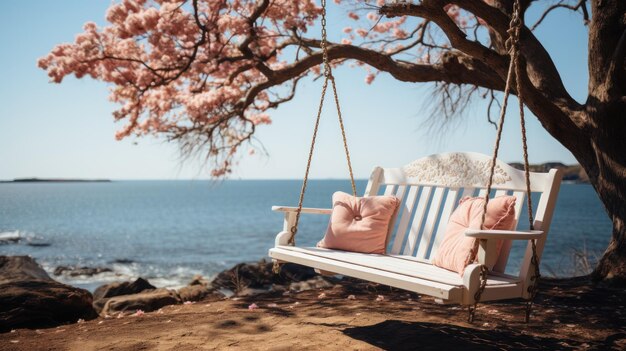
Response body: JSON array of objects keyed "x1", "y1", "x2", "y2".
[
  {"x1": 0, "y1": 256, "x2": 335, "y2": 332},
  {"x1": 2, "y1": 256, "x2": 626, "y2": 350}
]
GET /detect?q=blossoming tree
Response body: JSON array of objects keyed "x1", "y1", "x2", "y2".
[{"x1": 39, "y1": 0, "x2": 626, "y2": 283}]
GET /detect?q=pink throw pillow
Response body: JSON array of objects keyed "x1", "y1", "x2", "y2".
[
  {"x1": 317, "y1": 191, "x2": 400, "y2": 254},
  {"x1": 432, "y1": 196, "x2": 517, "y2": 276}
]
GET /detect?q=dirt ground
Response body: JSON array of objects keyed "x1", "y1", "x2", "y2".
[{"x1": 1, "y1": 277, "x2": 625, "y2": 351}]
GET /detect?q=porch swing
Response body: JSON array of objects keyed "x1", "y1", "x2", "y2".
[{"x1": 268, "y1": 0, "x2": 563, "y2": 322}]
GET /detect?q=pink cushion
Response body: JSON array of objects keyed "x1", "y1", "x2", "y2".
[
  {"x1": 317, "y1": 191, "x2": 400, "y2": 254},
  {"x1": 432, "y1": 195, "x2": 517, "y2": 276}
]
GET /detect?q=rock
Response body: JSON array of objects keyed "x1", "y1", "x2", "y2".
[
  {"x1": 210, "y1": 260, "x2": 317, "y2": 292},
  {"x1": 0, "y1": 256, "x2": 96, "y2": 331},
  {"x1": 0, "y1": 231, "x2": 20, "y2": 244},
  {"x1": 93, "y1": 278, "x2": 156, "y2": 313},
  {"x1": 177, "y1": 284, "x2": 213, "y2": 302},
  {"x1": 188, "y1": 275, "x2": 209, "y2": 286},
  {"x1": 100, "y1": 288, "x2": 181, "y2": 315},
  {"x1": 53, "y1": 266, "x2": 112, "y2": 277},
  {"x1": 112, "y1": 259, "x2": 134, "y2": 264},
  {"x1": 93, "y1": 277, "x2": 156, "y2": 301},
  {"x1": 289, "y1": 276, "x2": 336, "y2": 292}
]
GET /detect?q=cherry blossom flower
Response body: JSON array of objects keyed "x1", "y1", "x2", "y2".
[{"x1": 39, "y1": 0, "x2": 489, "y2": 177}]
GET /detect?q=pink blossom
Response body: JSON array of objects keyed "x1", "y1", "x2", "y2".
[
  {"x1": 367, "y1": 12, "x2": 379, "y2": 22},
  {"x1": 393, "y1": 29, "x2": 408, "y2": 39},
  {"x1": 376, "y1": 295, "x2": 385, "y2": 302},
  {"x1": 134, "y1": 310, "x2": 145, "y2": 317},
  {"x1": 38, "y1": 0, "x2": 474, "y2": 178},
  {"x1": 248, "y1": 303, "x2": 259, "y2": 310}
]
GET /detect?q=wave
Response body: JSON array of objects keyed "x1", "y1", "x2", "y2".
[
  {"x1": 0, "y1": 230, "x2": 51, "y2": 247},
  {"x1": 45, "y1": 260, "x2": 207, "y2": 292},
  {"x1": 0, "y1": 231, "x2": 21, "y2": 243}
]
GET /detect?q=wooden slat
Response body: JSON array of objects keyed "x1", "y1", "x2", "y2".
[
  {"x1": 416, "y1": 187, "x2": 446, "y2": 259},
  {"x1": 494, "y1": 189, "x2": 508, "y2": 197},
  {"x1": 511, "y1": 190, "x2": 526, "y2": 224},
  {"x1": 363, "y1": 167, "x2": 384, "y2": 196},
  {"x1": 394, "y1": 185, "x2": 407, "y2": 199},
  {"x1": 493, "y1": 190, "x2": 526, "y2": 273},
  {"x1": 403, "y1": 186, "x2": 432, "y2": 255},
  {"x1": 269, "y1": 247, "x2": 462, "y2": 300},
  {"x1": 275, "y1": 246, "x2": 520, "y2": 286},
  {"x1": 390, "y1": 186, "x2": 419, "y2": 254},
  {"x1": 428, "y1": 188, "x2": 460, "y2": 260},
  {"x1": 460, "y1": 187, "x2": 475, "y2": 199},
  {"x1": 383, "y1": 184, "x2": 395, "y2": 196}
]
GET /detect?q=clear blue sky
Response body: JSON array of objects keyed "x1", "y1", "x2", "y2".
[{"x1": 0, "y1": 1, "x2": 589, "y2": 180}]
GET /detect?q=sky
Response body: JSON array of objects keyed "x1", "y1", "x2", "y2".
[{"x1": 0, "y1": 1, "x2": 590, "y2": 180}]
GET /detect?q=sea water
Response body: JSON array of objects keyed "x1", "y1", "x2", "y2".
[{"x1": 0, "y1": 180, "x2": 612, "y2": 291}]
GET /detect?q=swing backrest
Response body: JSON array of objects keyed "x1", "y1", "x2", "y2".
[{"x1": 363, "y1": 152, "x2": 563, "y2": 277}]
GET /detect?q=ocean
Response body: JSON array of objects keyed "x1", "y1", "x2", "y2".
[{"x1": 0, "y1": 180, "x2": 612, "y2": 291}]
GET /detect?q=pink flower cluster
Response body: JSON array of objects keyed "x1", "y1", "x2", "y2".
[{"x1": 39, "y1": 0, "x2": 491, "y2": 176}]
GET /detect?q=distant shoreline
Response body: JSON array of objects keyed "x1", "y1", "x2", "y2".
[{"x1": 0, "y1": 178, "x2": 111, "y2": 183}]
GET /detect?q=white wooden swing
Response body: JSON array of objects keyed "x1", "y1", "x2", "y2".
[{"x1": 268, "y1": 0, "x2": 563, "y2": 322}]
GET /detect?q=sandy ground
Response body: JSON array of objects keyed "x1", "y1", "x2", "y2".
[{"x1": 1, "y1": 277, "x2": 625, "y2": 351}]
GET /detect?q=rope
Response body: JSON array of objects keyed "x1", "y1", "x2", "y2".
[
  {"x1": 469, "y1": 0, "x2": 539, "y2": 323},
  {"x1": 287, "y1": 0, "x2": 357, "y2": 246}
]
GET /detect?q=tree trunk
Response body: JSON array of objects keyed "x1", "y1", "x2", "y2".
[{"x1": 577, "y1": 100, "x2": 626, "y2": 284}]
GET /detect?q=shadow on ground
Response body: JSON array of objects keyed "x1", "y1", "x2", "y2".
[{"x1": 342, "y1": 320, "x2": 610, "y2": 350}]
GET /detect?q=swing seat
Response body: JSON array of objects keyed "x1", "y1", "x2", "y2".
[{"x1": 269, "y1": 152, "x2": 562, "y2": 305}]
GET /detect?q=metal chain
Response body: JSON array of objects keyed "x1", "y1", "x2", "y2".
[
  {"x1": 469, "y1": 0, "x2": 538, "y2": 323},
  {"x1": 287, "y1": 0, "x2": 357, "y2": 246}
]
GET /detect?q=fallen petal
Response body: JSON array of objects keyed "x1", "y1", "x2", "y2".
[{"x1": 134, "y1": 310, "x2": 145, "y2": 317}]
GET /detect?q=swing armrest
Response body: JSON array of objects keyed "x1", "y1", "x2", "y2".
[
  {"x1": 465, "y1": 229, "x2": 544, "y2": 240},
  {"x1": 272, "y1": 206, "x2": 333, "y2": 215}
]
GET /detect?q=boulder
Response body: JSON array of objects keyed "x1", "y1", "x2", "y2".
[
  {"x1": 93, "y1": 277, "x2": 156, "y2": 313},
  {"x1": 177, "y1": 284, "x2": 213, "y2": 302},
  {"x1": 210, "y1": 260, "x2": 317, "y2": 292},
  {"x1": 100, "y1": 288, "x2": 181, "y2": 315},
  {"x1": 53, "y1": 265, "x2": 112, "y2": 277},
  {"x1": 0, "y1": 256, "x2": 96, "y2": 332},
  {"x1": 188, "y1": 274, "x2": 210, "y2": 286}
]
